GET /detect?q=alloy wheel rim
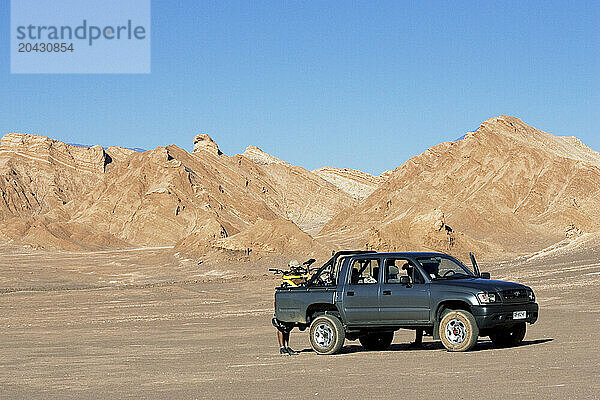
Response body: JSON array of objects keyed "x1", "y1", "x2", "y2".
[
  {"x1": 445, "y1": 318, "x2": 467, "y2": 345},
  {"x1": 314, "y1": 323, "x2": 334, "y2": 348}
]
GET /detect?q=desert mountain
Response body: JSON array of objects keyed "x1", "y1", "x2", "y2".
[
  {"x1": 320, "y1": 116, "x2": 600, "y2": 259},
  {"x1": 63, "y1": 144, "x2": 281, "y2": 247},
  {"x1": 0, "y1": 133, "x2": 352, "y2": 252},
  {"x1": 0, "y1": 134, "x2": 143, "y2": 221},
  {"x1": 0, "y1": 133, "x2": 110, "y2": 220},
  {"x1": 1, "y1": 116, "x2": 598, "y2": 261},
  {"x1": 241, "y1": 146, "x2": 355, "y2": 234},
  {"x1": 0, "y1": 133, "x2": 140, "y2": 249}
]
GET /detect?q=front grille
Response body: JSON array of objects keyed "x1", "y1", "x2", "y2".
[{"x1": 500, "y1": 289, "x2": 529, "y2": 303}]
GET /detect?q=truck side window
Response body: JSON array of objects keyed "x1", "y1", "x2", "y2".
[
  {"x1": 384, "y1": 258, "x2": 425, "y2": 284},
  {"x1": 349, "y1": 259, "x2": 380, "y2": 284}
]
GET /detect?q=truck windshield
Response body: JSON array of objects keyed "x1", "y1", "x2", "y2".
[{"x1": 416, "y1": 256, "x2": 474, "y2": 280}]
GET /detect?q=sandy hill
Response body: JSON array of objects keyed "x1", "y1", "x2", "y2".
[
  {"x1": 0, "y1": 134, "x2": 140, "y2": 221},
  {"x1": 320, "y1": 116, "x2": 600, "y2": 260},
  {"x1": 175, "y1": 217, "x2": 330, "y2": 261},
  {"x1": 0, "y1": 133, "x2": 109, "y2": 220},
  {"x1": 1, "y1": 116, "x2": 598, "y2": 262},
  {"x1": 63, "y1": 144, "x2": 283, "y2": 247},
  {"x1": 0, "y1": 134, "x2": 138, "y2": 249},
  {"x1": 0, "y1": 133, "x2": 351, "y2": 252},
  {"x1": 241, "y1": 146, "x2": 355, "y2": 234}
]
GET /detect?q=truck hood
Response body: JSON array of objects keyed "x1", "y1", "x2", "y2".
[{"x1": 432, "y1": 278, "x2": 529, "y2": 292}]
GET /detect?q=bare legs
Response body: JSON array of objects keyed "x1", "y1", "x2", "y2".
[
  {"x1": 277, "y1": 330, "x2": 290, "y2": 348},
  {"x1": 277, "y1": 329, "x2": 297, "y2": 355}
]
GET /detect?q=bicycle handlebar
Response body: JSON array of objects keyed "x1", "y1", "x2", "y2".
[{"x1": 268, "y1": 260, "x2": 320, "y2": 276}]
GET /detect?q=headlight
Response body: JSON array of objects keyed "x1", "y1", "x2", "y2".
[
  {"x1": 527, "y1": 290, "x2": 535, "y2": 302},
  {"x1": 477, "y1": 292, "x2": 499, "y2": 304}
]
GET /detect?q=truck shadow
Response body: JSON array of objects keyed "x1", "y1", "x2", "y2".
[{"x1": 320, "y1": 338, "x2": 554, "y2": 355}]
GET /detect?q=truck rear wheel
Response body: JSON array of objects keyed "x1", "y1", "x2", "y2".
[
  {"x1": 489, "y1": 322, "x2": 526, "y2": 348},
  {"x1": 309, "y1": 315, "x2": 345, "y2": 355},
  {"x1": 439, "y1": 309, "x2": 479, "y2": 352},
  {"x1": 359, "y1": 332, "x2": 394, "y2": 351}
]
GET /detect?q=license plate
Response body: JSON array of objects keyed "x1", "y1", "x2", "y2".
[{"x1": 513, "y1": 311, "x2": 526, "y2": 319}]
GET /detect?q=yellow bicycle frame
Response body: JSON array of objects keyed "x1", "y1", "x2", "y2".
[{"x1": 280, "y1": 272, "x2": 311, "y2": 287}]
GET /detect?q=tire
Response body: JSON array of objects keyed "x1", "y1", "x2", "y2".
[
  {"x1": 309, "y1": 315, "x2": 345, "y2": 355},
  {"x1": 359, "y1": 332, "x2": 394, "y2": 351},
  {"x1": 438, "y1": 309, "x2": 479, "y2": 352},
  {"x1": 489, "y1": 322, "x2": 526, "y2": 348}
]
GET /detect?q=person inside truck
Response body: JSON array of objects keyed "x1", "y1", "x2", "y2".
[
  {"x1": 351, "y1": 259, "x2": 379, "y2": 284},
  {"x1": 401, "y1": 262, "x2": 425, "y2": 284},
  {"x1": 401, "y1": 262, "x2": 413, "y2": 281},
  {"x1": 420, "y1": 259, "x2": 440, "y2": 279}
]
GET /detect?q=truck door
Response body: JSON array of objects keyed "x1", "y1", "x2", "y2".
[
  {"x1": 341, "y1": 256, "x2": 382, "y2": 324},
  {"x1": 379, "y1": 257, "x2": 430, "y2": 324}
]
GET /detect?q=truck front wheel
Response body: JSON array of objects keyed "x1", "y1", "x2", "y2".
[
  {"x1": 439, "y1": 309, "x2": 479, "y2": 352},
  {"x1": 489, "y1": 322, "x2": 526, "y2": 348},
  {"x1": 309, "y1": 315, "x2": 345, "y2": 355},
  {"x1": 359, "y1": 332, "x2": 394, "y2": 351}
]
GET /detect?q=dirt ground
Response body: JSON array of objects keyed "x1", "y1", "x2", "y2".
[{"x1": 0, "y1": 247, "x2": 599, "y2": 399}]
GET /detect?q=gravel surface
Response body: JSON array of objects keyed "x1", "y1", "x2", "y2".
[{"x1": 1, "y1": 248, "x2": 598, "y2": 399}]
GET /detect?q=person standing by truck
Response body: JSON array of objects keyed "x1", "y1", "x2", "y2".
[
  {"x1": 272, "y1": 317, "x2": 298, "y2": 355},
  {"x1": 271, "y1": 259, "x2": 302, "y2": 355}
]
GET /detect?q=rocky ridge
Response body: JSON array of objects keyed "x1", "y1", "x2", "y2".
[
  {"x1": 312, "y1": 167, "x2": 387, "y2": 200},
  {"x1": 240, "y1": 146, "x2": 356, "y2": 234},
  {"x1": 320, "y1": 116, "x2": 600, "y2": 259},
  {"x1": 0, "y1": 134, "x2": 355, "y2": 254},
  {"x1": 1, "y1": 116, "x2": 598, "y2": 262},
  {"x1": 0, "y1": 133, "x2": 127, "y2": 221}
]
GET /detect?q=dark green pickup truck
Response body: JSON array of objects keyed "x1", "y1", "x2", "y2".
[{"x1": 273, "y1": 251, "x2": 539, "y2": 354}]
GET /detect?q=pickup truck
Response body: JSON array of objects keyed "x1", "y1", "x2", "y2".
[{"x1": 273, "y1": 251, "x2": 539, "y2": 354}]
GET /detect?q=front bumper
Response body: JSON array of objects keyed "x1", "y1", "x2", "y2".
[{"x1": 472, "y1": 302, "x2": 538, "y2": 329}]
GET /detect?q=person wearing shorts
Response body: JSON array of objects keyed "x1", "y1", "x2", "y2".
[{"x1": 272, "y1": 317, "x2": 298, "y2": 355}]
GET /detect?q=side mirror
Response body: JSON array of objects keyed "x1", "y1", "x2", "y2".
[
  {"x1": 480, "y1": 272, "x2": 490, "y2": 279},
  {"x1": 400, "y1": 276, "x2": 411, "y2": 285}
]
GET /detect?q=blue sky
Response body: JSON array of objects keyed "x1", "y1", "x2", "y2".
[{"x1": 1, "y1": 1, "x2": 598, "y2": 175}]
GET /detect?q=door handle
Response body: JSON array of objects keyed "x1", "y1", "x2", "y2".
[
  {"x1": 383, "y1": 290, "x2": 392, "y2": 295},
  {"x1": 347, "y1": 291, "x2": 354, "y2": 296}
]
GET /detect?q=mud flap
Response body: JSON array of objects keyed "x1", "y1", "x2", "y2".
[{"x1": 433, "y1": 319, "x2": 440, "y2": 340}]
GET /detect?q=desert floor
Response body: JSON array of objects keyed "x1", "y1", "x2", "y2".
[{"x1": 0, "y1": 247, "x2": 599, "y2": 399}]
